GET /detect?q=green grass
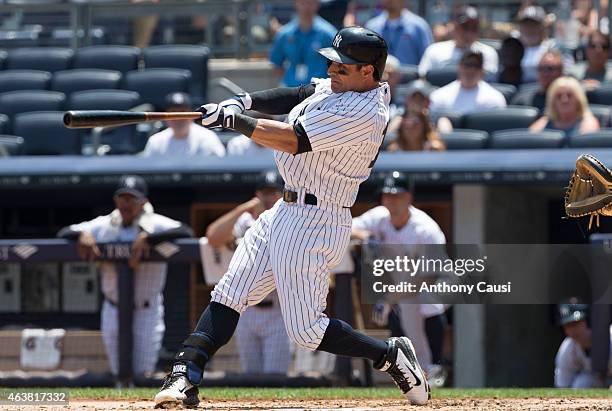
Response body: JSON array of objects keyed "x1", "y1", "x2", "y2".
[{"x1": 4, "y1": 387, "x2": 611, "y2": 400}]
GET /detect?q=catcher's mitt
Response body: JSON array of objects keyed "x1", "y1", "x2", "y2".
[{"x1": 564, "y1": 154, "x2": 612, "y2": 229}]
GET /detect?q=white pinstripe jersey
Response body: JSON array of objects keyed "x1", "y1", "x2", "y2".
[{"x1": 276, "y1": 77, "x2": 391, "y2": 207}]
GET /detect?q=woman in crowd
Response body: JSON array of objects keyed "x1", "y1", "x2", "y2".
[
  {"x1": 387, "y1": 109, "x2": 446, "y2": 152},
  {"x1": 529, "y1": 76, "x2": 599, "y2": 137},
  {"x1": 571, "y1": 30, "x2": 612, "y2": 88}
]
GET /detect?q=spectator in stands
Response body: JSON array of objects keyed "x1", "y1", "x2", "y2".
[
  {"x1": 387, "y1": 109, "x2": 446, "y2": 152},
  {"x1": 132, "y1": 0, "x2": 159, "y2": 48},
  {"x1": 404, "y1": 79, "x2": 435, "y2": 113},
  {"x1": 142, "y1": 93, "x2": 225, "y2": 157},
  {"x1": 553, "y1": 300, "x2": 612, "y2": 388},
  {"x1": 365, "y1": 0, "x2": 433, "y2": 66},
  {"x1": 511, "y1": 49, "x2": 564, "y2": 112},
  {"x1": 570, "y1": 30, "x2": 612, "y2": 88},
  {"x1": 530, "y1": 76, "x2": 599, "y2": 137},
  {"x1": 429, "y1": 51, "x2": 506, "y2": 115},
  {"x1": 518, "y1": 5, "x2": 570, "y2": 84},
  {"x1": 269, "y1": 0, "x2": 336, "y2": 86},
  {"x1": 418, "y1": 5, "x2": 498, "y2": 77},
  {"x1": 58, "y1": 175, "x2": 193, "y2": 380},
  {"x1": 319, "y1": 0, "x2": 352, "y2": 29},
  {"x1": 498, "y1": 36, "x2": 525, "y2": 87},
  {"x1": 205, "y1": 171, "x2": 290, "y2": 375}
]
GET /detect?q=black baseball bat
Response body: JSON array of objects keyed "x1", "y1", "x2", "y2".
[{"x1": 63, "y1": 110, "x2": 203, "y2": 129}]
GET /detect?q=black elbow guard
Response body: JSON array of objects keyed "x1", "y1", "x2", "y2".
[{"x1": 294, "y1": 122, "x2": 312, "y2": 154}]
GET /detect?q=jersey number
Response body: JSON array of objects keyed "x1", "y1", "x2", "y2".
[{"x1": 368, "y1": 123, "x2": 388, "y2": 168}]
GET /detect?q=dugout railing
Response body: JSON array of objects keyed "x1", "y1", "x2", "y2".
[{"x1": 0, "y1": 238, "x2": 366, "y2": 387}]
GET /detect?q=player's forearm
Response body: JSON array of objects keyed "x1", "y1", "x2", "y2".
[
  {"x1": 146, "y1": 224, "x2": 193, "y2": 245},
  {"x1": 206, "y1": 205, "x2": 250, "y2": 247},
  {"x1": 249, "y1": 118, "x2": 299, "y2": 154},
  {"x1": 57, "y1": 226, "x2": 83, "y2": 240}
]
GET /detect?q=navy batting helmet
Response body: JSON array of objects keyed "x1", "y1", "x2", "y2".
[
  {"x1": 559, "y1": 301, "x2": 588, "y2": 326},
  {"x1": 318, "y1": 26, "x2": 388, "y2": 80},
  {"x1": 380, "y1": 171, "x2": 414, "y2": 195}
]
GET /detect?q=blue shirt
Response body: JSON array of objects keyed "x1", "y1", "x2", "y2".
[
  {"x1": 269, "y1": 16, "x2": 336, "y2": 87},
  {"x1": 366, "y1": 9, "x2": 433, "y2": 66}
]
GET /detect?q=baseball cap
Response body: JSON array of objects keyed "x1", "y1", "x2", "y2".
[
  {"x1": 114, "y1": 175, "x2": 148, "y2": 199},
  {"x1": 380, "y1": 171, "x2": 413, "y2": 194},
  {"x1": 164, "y1": 92, "x2": 192, "y2": 110},
  {"x1": 453, "y1": 5, "x2": 479, "y2": 24},
  {"x1": 558, "y1": 299, "x2": 589, "y2": 326},
  {"x1": 518, "y1": 6, "x2": 546, "y2": 23},
  {"x1": 460, "y1": 50, "x2": 484, "y2": 69},
  {"x1": 405, "y1": 79, "x2": 435, "y2": 99},
  {"x1": 256, "y1": 170, "x2": 283, "y2": 191}
]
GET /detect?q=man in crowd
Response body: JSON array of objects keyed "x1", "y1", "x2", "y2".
[
  {"x1": 352, "y1": 171, "x2": 448, "y2": 386},
  {"x1": 142, "y1": 92, "x2": 226, "y2": 157},
  {"x1": 555, "y1": 300, "x2": 612, "y2": 388},
  {"x1": 517, "y1": 5, "x2": 568, "y2": 84},
  {"x1": 365, "y1": 0, "x2": 432, "y2": 66},
  {"x1": 58, "y1": 175, "x2": 193, "y2": 380},
  {"x1": 205, "y1": 171, "x2": 290, "y2": 375},
  {"x1": 269, "y1": 0, "x2": 336, "y2": 86},
  {"x1": 429, "y1": 51, "x2": 506, "y2": 115},
  {"x1": 418, "y1": 5, "x2": 498, "y2": 77},
  {"x1": 511, "y1": 49, "x2": 564, "y2": 111}
]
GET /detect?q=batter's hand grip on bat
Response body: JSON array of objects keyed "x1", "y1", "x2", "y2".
[{"x1": 63, "y1": 110, "x2": 147, "y2": 128}]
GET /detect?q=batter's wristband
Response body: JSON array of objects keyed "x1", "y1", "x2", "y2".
[{"x1": 233, "y1": 113, "x2": 257, "y2": 137}]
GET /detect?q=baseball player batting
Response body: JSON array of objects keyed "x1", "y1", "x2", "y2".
[{"x1": 155, "y1": 26, "x2": 430, "y2": 408}]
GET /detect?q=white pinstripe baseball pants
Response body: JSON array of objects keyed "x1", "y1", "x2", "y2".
[{"x1": 211, "y1": 198, "x2": 352, "y2": 350}]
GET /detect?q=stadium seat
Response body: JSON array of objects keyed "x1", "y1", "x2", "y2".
[
  {"x1": 67, "y1": 89, "x2": 140, "y2": 111},
  {"x1": 425, "y1": 66, "x2": 457, "y2": 87},
  {"x1": 123, "y1": 68, "x2": 191, "y2": 110},
  {"x1": 6, "y1": 47, "x2": 73, "y2": 72},
  {"x1": 0, "y1": 114, "x2": 9, "y2": 134},
  {"x1": 430, "y1": 109, "x2": 463, "y2": 129},
  {"x1": 490, "y1": 129, "x2": 565, "y2": 149},
  {"x1": 51, "y1": 69, "x2": 122, "y2": 95},
  {"x1": 0, "y1": 90, "x2": 66, "y2": 132},
  {"x1": 588, "y1": 104, "x2": 610, "y2": 128},
  {"x1": 587, "y1": 84, "x2": 612, "y2": 105},
  {"x1": 398, "y1": 64, "x2": 418, "y2": 84},
  {"x1": 490, "y1": 83, "x2": 517, "y2": 103},
  {"x1": 13, "y1": 111, "x2": 81, "y2": 155},
  {"x1": 73, "y1": 45, "x2": 140, "y2": 73},
  {"x1": 462, "y1": 106, "x2": 540, "y2": 134},
  {"x1": 143, "y1": 45, "x2": 209, "y2": 103},
  {"x1": 0, "y1": 50, "x2": 7, "y2": 70},
  {"x1": 567, "y1": 129, "x2": 612, "y2": 148},
  {"x1": 440, "y1": 129, "x2": 489, "y2": 150},
  {"x1": 0, "y1": 70, "x2": 52, "y2": 93},
  {"x1": 0, "y1": 135, "x2": 25, "y2": 156}
]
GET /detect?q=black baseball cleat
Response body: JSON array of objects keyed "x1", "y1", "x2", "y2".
[
  {"x1": 375, "y1": 336, "x2": 430, "y2": 405},
  {"x1": 154, "y1": 364, "x2": 199, "y2": 409}
]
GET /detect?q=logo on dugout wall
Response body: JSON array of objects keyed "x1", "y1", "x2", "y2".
[{"x1": 12, "y1": 244, "x2": 38, "y2": 259}]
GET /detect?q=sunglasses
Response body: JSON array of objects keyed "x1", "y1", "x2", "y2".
[
  {"x1": 537, "y1": 65, "x2": 562, "y2": 73},
  {"x1": 588, "y1": 43, "x2": 610, "y2": 50}
]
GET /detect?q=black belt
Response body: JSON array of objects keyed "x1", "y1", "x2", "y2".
[
  {"x1": 283, "y1": 189, "x2": 318, "y2": 205},
  {"x1": 105, "y1": 298, "x2": 150, "y2": 309},
  {"x1": 255, "y1": 300, "x2": 274, "y2": 308}
]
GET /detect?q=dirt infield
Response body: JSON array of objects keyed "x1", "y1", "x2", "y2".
[{"x1": 27, "y1": 397, "x2": 611, "y2": 410}]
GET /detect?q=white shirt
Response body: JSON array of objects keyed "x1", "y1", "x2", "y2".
[
  {"x1": 354, "y1": 205, "x2": 447, "y2": 315},
  {"x1": 353, "y1": 205, "x2": 446, "y2": 247},
  {"x1": 142, "y1": 123, "x2": 225, "y2": 157},
  {"x1": 69, "y1": 210, "x2": 182, "y2": 307},
  {"x1": 278, "y1": 77, "x2": 390, "y2": 207},
  {"x1": 521, "y1": 39, "x2": 558, "y2": 83},
  {"x1": 554, "y1": 326, "x2": 612, "y2": 388},
  {"x1": 418, "y1": 40, "x2": 499, "y2": 77},
  {"x1": 429, "y1": 80, "x2": 507, "y2": 114},
  {"x1": 227, "y1": 135, "x2": 271, "y2": 156}
]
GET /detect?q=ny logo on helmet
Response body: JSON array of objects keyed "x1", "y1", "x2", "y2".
[{"x1": 333, "y1": 34, "x2": 342, "y2": 48}]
